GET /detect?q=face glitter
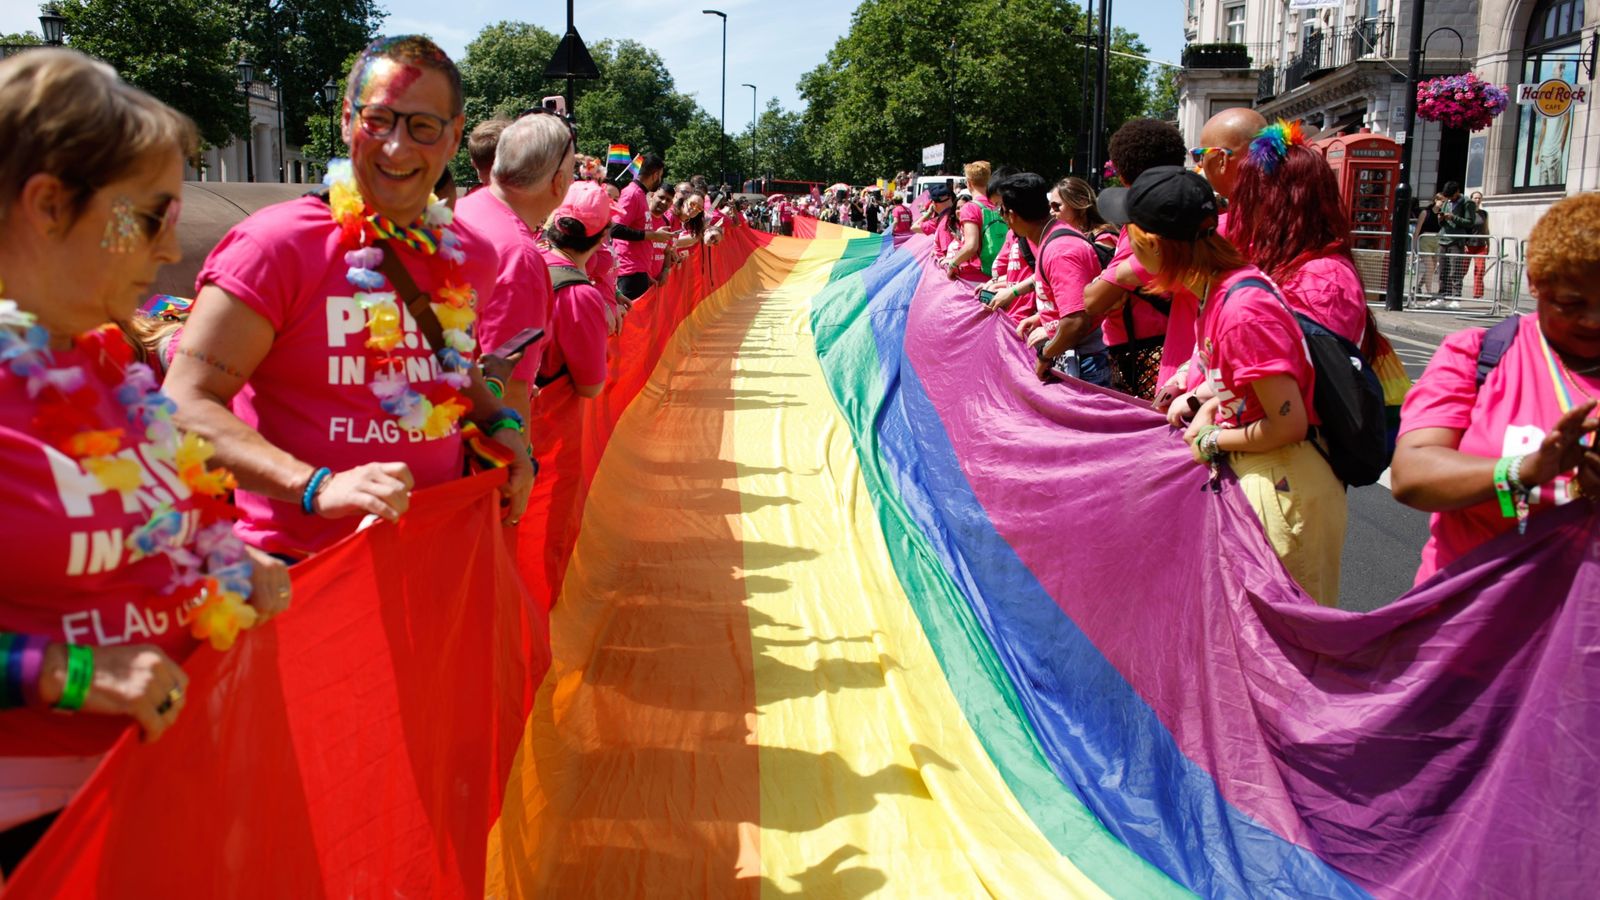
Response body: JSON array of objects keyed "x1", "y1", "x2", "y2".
[{"x1": 102, "y1": 196, "x2": 139, "y2": 254}]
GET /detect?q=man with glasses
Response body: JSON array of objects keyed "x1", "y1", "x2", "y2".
[
  {"x1": 167, "y1": 35, "x2": 534, "y2": 559},
  {"x1": 455, "y1": 113, "x2": 577, "y2": 429},
  {"x1": 1191, "y1": 107, "x2": 1266, "y2": 214}
]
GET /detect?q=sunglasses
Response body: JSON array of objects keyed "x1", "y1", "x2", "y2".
[
  {"x1": 517, "y1": 106, "x2": 578, "y2": 155},
  {"x1": 353, "y1": 103, "x2": 450, "y2": 145},
  {"x1": 133, "y1": 196, "x2": 182, "y2": 242},
  {"x1": 1188, "y1": 146, "x2": 1234, "y2": 162}
]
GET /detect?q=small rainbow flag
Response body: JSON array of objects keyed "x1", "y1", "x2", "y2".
[
  {"x1": 606, "y1": 144, "x2": 631, "y2": 168},
  {"x1": 619, "y1": 152, "x2": 644, "y2": 182}
]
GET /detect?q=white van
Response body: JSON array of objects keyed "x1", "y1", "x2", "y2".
[{"x1": 909, "y1": 174, "x2": 968, "y2": 201}]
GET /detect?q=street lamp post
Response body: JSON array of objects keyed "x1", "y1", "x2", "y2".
[
  {"x1": 703, "y1": 10, "x2": 727, "y2": 187},
  {"x1": 322, "y1": 78, "x2": 339, "y2": 177},
  {"x1": 1384, "y1": 4, "x2": 1437, "y2": 311},
  {"x1": 38, "y1": 5, "x2": 65, "y2": 45},
  {"x1": 741, "y1": 83, "x2": 756, "y2": 190},
  {"x1": 946, "y1": 38, "x2": 957, "y2": 172},
  {"x1": 237, "y1": 57, "x2": 255, "y2": 183}
]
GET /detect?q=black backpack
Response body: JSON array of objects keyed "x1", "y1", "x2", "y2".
[
  {"x1": 1474, "y1": 315, "x2": 1521, "y2": 387},
  {"x1": 1223, "y1": 277, "x2": 1389, "y2": 487},
  {"x1": 1040, "y1": 223, "x2": 1114, "y2": 271}
]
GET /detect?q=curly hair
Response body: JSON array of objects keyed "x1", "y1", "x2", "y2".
[
  {"x1": 1228, "y1": 143, "x2": 1353, "y2": 282},
  {"x1": 1107, "y1": 119, "x2": 1187, "y2": 185},
  {"x1": 1526, "y1": 193, "x2": 1600, "y2": 286}
]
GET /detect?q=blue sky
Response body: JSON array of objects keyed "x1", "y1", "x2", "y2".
[{"x1": 2, "y1": 1, "x2": 1185, "y2": 135}]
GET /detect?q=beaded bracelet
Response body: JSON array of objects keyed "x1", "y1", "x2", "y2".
[
  {"x1": 301, "y1": 466, "x2": 333, "y2": 515},
  {"x1": 55, "y1": 644, "x2": 93, "y2": 713},
  {"x1": 1503, "y1": 454, "x2": 1532, "y2": 534}
]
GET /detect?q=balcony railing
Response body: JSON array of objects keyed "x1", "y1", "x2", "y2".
[{"x1": 1256, "y1": 18, "x2": 1394, "y2": 100}]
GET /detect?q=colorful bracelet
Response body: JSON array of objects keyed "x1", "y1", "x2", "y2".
[
  {"x1": 19, "y1": 636, "x2": 45, "y2": 708},
  {"x1": 1191, "y1": 424, "x2": 1222, "y2": 464},
  {"x1": 1493, "y1": 455, "x2": 1517, "y2": 519},
  {"x1": 55, "y1": 644, "x2": 93, "y2": 713},
  {"x1": 1504, "y1": 454, "x2": 1532, "y2": 533},
  {"x1": 301, "y1": 466, "x2": 333, "y2": 515},
  {"x1": 484, "y1": 376, "x2": 505, "y2": 399},
  {"x1": 484, "y1": 408, "x2": 526, "y2": 436}
]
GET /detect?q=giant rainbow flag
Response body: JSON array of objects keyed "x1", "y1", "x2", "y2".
[{"x1": 8, "y1": 226, "x2": 1597, "y2": 898}]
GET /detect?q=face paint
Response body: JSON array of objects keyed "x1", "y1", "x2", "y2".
[{"x1": 102, "y1": 196, "x2": 139, "y2": 254}]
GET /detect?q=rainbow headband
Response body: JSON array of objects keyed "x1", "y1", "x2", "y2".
[{"x1": 1247, "y1": 119, "x2": 1310, "y2": 175}]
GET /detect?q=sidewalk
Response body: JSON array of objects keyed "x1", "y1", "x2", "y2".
[{"x1": 1368, "y1": 302, "x2": 1511, "y2": 346}]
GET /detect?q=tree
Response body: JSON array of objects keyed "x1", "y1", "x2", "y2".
[
  {"x1": 1146, "y1": 66, "x2": 1181, "y2": 122},
  {"x1": 0, "y1": 32, "x2": 43, "y2": 46},
  {"x1": 234, "y1": 0, "x2": 384, "y2": 149},
  {"x1": 735, "y1": 98, "x2": 823, "y2": 182},
  {"x1": 56, "y1": 0, "x2": 244, "y2": 148},
  {"x1": 664, "y1": 110, "x2": 728, "y2": 184},
  {"x1": 794, "y1": 0, "x2": 1152, "y2": 183},
  {"x1": 451, "y1": 22, "x2": 718, "y2": 187}
]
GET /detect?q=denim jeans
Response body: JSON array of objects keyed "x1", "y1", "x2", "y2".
[{"x1": 1052, "y1": 349, "x2": 1113, "y2": 387}]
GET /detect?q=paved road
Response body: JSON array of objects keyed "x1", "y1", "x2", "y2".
[{"x1": 1337, "y1": 327, "x2": 1448, "y2": 612}]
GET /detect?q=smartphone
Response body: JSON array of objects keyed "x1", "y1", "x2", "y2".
[
  {"x1": 540, "y1": 95, "x2": 567, "y2": 117},
  {"x1": 978, "y1": 289, "x2": 997, "y2": 305},
  {"x1": 489, "y1": 327, "x2": 544, "y2": 360}
]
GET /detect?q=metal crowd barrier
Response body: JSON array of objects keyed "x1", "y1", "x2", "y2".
[{"x1": 1349, "y1": 230, "x2": 1528, "y2": 317}]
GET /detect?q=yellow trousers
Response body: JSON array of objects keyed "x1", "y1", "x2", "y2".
[{"x1": 1230, "y1": 441, "x2": 1348, "y2": 607}]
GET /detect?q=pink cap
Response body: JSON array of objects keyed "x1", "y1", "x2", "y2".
[{"x1": 552, "y1": 181, "x2": 612, "y2": 238}]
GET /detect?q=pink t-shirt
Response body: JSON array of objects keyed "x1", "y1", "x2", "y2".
[
  {"x1": 1028, "y1": 223, "x2": 1102, "y2": 336},
  {"x1": 996, "y1": 232, "x2": 1038, "y2": 325},
  {"x1": 1275, "y1": 254, "x2": 1367, "y2": 346},
  {"x1": 614, "y1": 181, "x2": 652, "y2": 277},
  {"x1": 892, "y1": 205, "x2": 912, "y2": 234},
  {"x1": 950, "y1": 196, "x2": 990, "y2": 280},
  {"x1": 0, "y1": 338, "x2": 203, "y2": 759},
  {"x1": 1099, "y1": 227, "x2": 1196, "y2": 387},
  {"x1": 588, "y1": 241, "x2": 617, "y2": 301},
  {"x1": 1197, "y1": 268, "x2": 1318, "y2": 430},
  {"x1": 1100, "y1": 227, "x2": 1177, "y2": 347},
  {"x1": 197, "y1": 195, "x2": 498, "y2": 557},
  {"x1": 1398, "y1": 315, "x2": 1595, "y2": 583},
  {"x1": 452, "y1": 189, "x2": 548, "y2": 380},
  {"x1": 538, "y1": 248, "x2": 611, "y2": 389},
  {"x1": 649, "y1": 211, "x2": 669, "y2": 279}
]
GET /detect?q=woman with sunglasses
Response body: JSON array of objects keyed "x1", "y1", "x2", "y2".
[
  {"x1": 0, "y1": 48, "x2": 292, "y2": 873},
  {"x1": 165, "y1": 36, "x2": 536, "y2": 561}
]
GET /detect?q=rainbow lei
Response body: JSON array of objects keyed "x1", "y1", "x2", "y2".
[
  {"x1": 0, "y1": 300, "x2": 257, "y2": 651},
  {"x1": 324, "y1": 159, "x2": 476, "y2": 439}
]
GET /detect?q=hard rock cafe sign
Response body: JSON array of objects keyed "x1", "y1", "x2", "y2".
[{"x1": 1516, "y1": 79, "x2": 1588, "y2": 117}]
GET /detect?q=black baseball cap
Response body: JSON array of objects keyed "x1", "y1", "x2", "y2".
[
  {"x1": 1097, "y1": 166, "x2": 1219, "y2": 241},
  {"x1": 927, "y1": 184, "x2": 952, "y2": 202}
]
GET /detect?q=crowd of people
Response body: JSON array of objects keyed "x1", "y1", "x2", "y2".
[
  {"x1": 887, "y1": 110, "x2": 1598, "y2": 612},
  {"x1": 0, "y1": 36, "x2": 772, "y2": 874},
  {"x1": 1, "y1": 31, "x2": 1597, "y2": 879}
]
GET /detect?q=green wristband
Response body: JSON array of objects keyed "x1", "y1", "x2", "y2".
[
  {"x1": 1493, "y1": 455, "x2": 1516, "y2": 519},
  {"x1": 55, "y1": 644, "x2": 93, "y2": 712}
]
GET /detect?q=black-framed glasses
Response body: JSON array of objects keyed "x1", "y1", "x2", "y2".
[
  {"x1": 353, "y1": 103, "x2": 450, "y2": 145},
  {"x1": 516, "y1": 106, "x2": 578, "y2": 155}
]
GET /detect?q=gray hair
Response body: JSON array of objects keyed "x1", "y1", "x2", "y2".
[{"x1": 492, "y1": 114, "x2": 570, "y2": 190}]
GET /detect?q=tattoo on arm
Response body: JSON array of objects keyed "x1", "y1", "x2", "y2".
[
  {"x1": 177, "y1": 346, "x2": 246, "y2": 380},
  {"x1": 1279, "y1": 400, "x2": 1292, "y2": 417}
]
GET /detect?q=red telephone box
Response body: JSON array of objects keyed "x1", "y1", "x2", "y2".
[
  {"x1": 1317, "y1": 132, "x2": 1399, "y2": 241},
  {"x1": 1316, "y1": 132, "x2": 1399, "y2": 296}
]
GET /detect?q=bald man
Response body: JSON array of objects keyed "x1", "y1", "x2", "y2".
[{"x1": 1194, "y1": 106, "x2": 1266, "y2": 201}]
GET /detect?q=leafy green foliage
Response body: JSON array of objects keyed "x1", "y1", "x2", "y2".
[
  {"x1": 56, "y1": 0, "x2": 244, "y2": 148},
  {"x1": 794, "y1": 0, "x2": 1152, "y2": 182},
  {"x1": 450, "y1": 23, "x2": 722, "y2": 187},
  {"x1": 233, "y1": 0, "x2": 384, "y2": 149},
  {"x1": 664, "y1": 111, "x2": 730, "y2": 187}
]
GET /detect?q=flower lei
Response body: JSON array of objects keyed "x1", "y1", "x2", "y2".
[
  {"x1": 324, "y1": 159, "x2": 476, "y2": 439},
  {"x1": 1416, "y1": 73, "x2": 1509, "y2": 132},
  {"x1": 0, "y1": 300, "x2": 257, "y2": 651}
]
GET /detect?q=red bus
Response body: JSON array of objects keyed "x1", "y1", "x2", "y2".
[{"x1": 747, "y1": 178, "x2": 824, "y2": 197}]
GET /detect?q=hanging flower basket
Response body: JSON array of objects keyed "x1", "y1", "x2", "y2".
[{"x1": 1416, "y1": 73, "x2": 1509, "y2": 132}]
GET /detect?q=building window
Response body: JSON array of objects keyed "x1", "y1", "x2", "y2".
[
  {"x1": 1224, "y1": 4, "x2": 1245, "y2": 43},
  {"x1": 1512, "y1": 0, "x2": 1584, "y2": 190}
]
